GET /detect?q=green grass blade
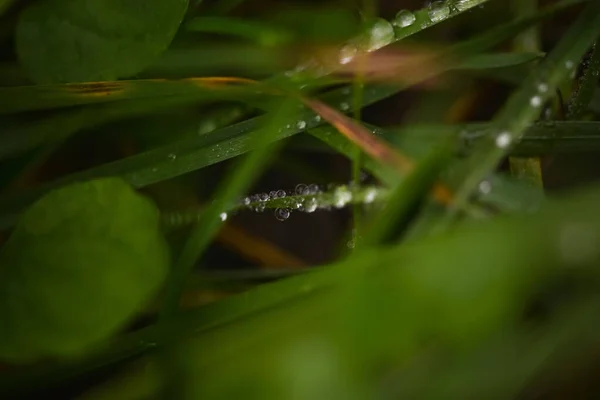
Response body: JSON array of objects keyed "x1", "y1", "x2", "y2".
[
  {"x1": 159, "y1": 98, "x2": 298, "y2": 318},
  {"x1": 361, "y1": 142, "x2": 454, "y2": 247},
  {"x1": 438, "y1": 1, "x2": 600, "y2": 229},
  {"x1": 566, "y1": 39, "x2": 600, "y2": 119}
]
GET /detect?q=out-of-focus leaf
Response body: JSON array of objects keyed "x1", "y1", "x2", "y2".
[
  {"x1": 16, "y1": 0, "x2": 188, "y2": 83},
  {"x1": 0, "y1": 178, "x2": 169, "y2": 363},
  {"x1": 170, "y1": 184, "x2": 600, "y2": 399}
]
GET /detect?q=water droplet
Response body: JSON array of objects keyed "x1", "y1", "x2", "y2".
[
  {"x1": 296, "y1": 120, "x2": 307, "y2": 130},
  {"x1": 428, "y1": 1, "x2": 450, "y2": 23},
  {"x1": 313, "y1": 115, "x2": 322, "y2": 123},
  {"x1": 339, "y1": 44, "x2": 357, "y2": 65},
  {"x1": 333, "y1": 185, "x2": 352, "y2": 208},
  {"x1": 537, "y1": 83, "x2": 548, "y2": 93},
  {"x1": 565, "y1": 60, "x2": 574, "y2": 69},
  {"x1": 274, "y1": 208, "x2": 291, "y2": 221},
  {"x1": 269, "y1": 190, "x2": 279, "y2": 199},
  {"x1": 259, "y1": 193, "x2": 270, "y2": 202},
  {"x1": 167, "y1": 153, "x2": 177, "y2": 161},
  {"x1": 256, "y1": 203, "x2": 266, "y2": 212},
  {"x1": 454, "y1": 0, "x2": 477, "y2": 12},
  {"x1": 495, "y1": 131, "x2": 512, "y2": 149},
  {"x1": 530, "y1": 95, "x2": 542, "y2": 108},
  {"x1": 393, "y1": 10, "x2": 416, "y2": 28},
  {"x1": 308, "y1": 184, "x2": 320, "y2": 194},
  {"x1": 365, "y1": 18, "x2": 395, "y2": 52},
  {"x1": 219, "y1": 212, "x2": 228, "y2": 222},
  {"x1": 295, "y1": 184, "x2": 310, "y2": 195},
  {"x1": 303, "y1": 197, "x2": 318, "y2": 213},
  {"x1": 478, "y1": 180, "x2": 492, "y2": 195},
  {"x1": 339, "y1": 102, "x2": 350, "y2": 111},
  {"x1": 364, "y1": 188, "x2": 377, "y2": 203},
  {"x1": 243, "y1": 197, "x2": 251, "y2": 206},
  {"x1": 276, "y1": 189, "x2": 287, "y2": 198},
  {"x1": 347, "y1": 238, "x2": 356, "y2": 249}
]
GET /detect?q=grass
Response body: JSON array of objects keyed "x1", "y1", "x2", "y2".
[{"x1": 1, "y1": 0, "x2": 600, "y2": 398}]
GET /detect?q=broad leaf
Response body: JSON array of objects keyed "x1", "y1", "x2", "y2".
[
  {"x1": 15, "y1": 0, "x2": 188, "y2": 83},
  {"x1": 0, "y1": 178, "x2": 169, "y2": 363}
]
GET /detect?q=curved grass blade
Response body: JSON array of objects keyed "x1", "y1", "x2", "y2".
[
  {"x1": 302, "y1": 97, "x2": 453, "y2": 206},
  {"x1": 566, "y1": 39, "x2": 600, "y2": 119},
  {"x1": 0, "y1": 77, "x2": 262, "y2": 115},
  {"x1": 361, "y1": 142, "x2": 454, "y2": 246},
  {"x1": 438, "y1": 0, "x2": 600, "y2": 229}
]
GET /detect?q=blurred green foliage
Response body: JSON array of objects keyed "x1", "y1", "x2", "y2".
[{"x1": 0, "y1": 0, "x2": 599, "y2": 399}]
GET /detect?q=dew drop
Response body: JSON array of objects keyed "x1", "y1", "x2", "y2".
[
  {"x1": 365, "y1": 18, "x2": 395, "y2": 52},
  {"x1": 565, "y1": 60, "x2": 574, "y2": 69},
  {"x1": 339, "y1": 44, "x2": 357, "y2": 65},
  {"x1": 296, "y1": 120, "x2": 307, "y2": 130},
  {"x1": 333, "y1": 185, "x2": 353, "y2": 208},
  {"x1": 364, "y1": 187, "x2": 377, "y2": 203},
  {"x1": 303, "y1": 197, "x2": 318, "y2": 213},
  {"x1": 276, "y1": 189, "x2": 287, "y2": 198},
  {"x1": 530, "y1": 95, "x2": 542, "y2": 108},
  {"x1": 256, "y1": 203, "x2": 266, "y2": 212},
  {"x1": 259, "y1": 193, "x2": 270, "y2": 202},
  {"x1": 313, "y1": 115, "x2": 322, "y2": 123},
  {"x1": 295, "y1": 184, "x2": 310, "y2": 195},
  {"x1": 219, "y1": 212, "x2": 228, "y2": 222},
  {"x1": 269, "y1": 190, "x2": 279, "y2": 199},
  {"x1": 339, "y1": 102, "x2": 350, "y2": 111},
  {"x1": 537, "y1": 82, "x2": 548, "y2": 93},
  {"x1": 478, "y1": 180, "x2": 492, "y2": 195},
  {"x1": 243, "y1": 197, "x2": 251, "y2": 206},
  {"x1": 393, "y1": 10, "x2": 416, "y2": 28},
  {"x1": 167, "y1": 153, "x2": 177, "y2": 161},
  {"x1": 495, "y1": 131, "x2": 512, "y2": 149},
  {"x1": 308, "y1": 184, "x2": 320, "y2": 194},
  {"x1": 454, "y1": 0, "x2": 477, "y2": 12},
  {"x1": 274, "y1": 208, "x2": 291, "y2": 221},
  {"x1": 428, "y1": 1, "x2": 450, "y2": 23}
]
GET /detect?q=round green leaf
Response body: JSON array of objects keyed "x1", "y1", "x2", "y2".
[
  {"x1": 15, "y1": 0, "x2": 188, "y2": 84},
  {"x1": 0, "y1": 178, "x2": 169, "y2": 363}
]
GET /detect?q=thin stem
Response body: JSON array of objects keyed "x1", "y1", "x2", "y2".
[{"x1": 509, "y1": 0, "x2": 544, "y2": 189}]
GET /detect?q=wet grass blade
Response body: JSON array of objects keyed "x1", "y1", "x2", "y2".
[
  {"x1": 159, "y1": 98, "x2": 298, "y2": 318},
  {"x1": 566, "y1": 39, "x2": 600, "y2": 120},
  {"x1": 438, "y1": 0, "x2": 600, "y2": 229}
]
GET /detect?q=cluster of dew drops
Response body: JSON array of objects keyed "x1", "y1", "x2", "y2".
[
  {"x1": 235, "y1": 183, "x2": 376, "y2": 222},
  {"x1": 338, "y1": 0, "x2": 483, "y2": 65}
]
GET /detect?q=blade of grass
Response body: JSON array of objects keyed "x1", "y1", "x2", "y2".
[
  {"x1": 361, "y1": 142, "x2": 454, "y2": 247},
  {"x1": 509, "y1": 0, "x2": 544, "y2": 189},
  {"x1": 0, "y1": 77, "x2": 262, "y2": 115},
  {"x1": 566, "y1": 39, "x2": 600, "y2": 119},
  {"x1": 437, "y1": 0, "x2": 600, "y2": 230},
  {"x1": 302, "y1": 97, "x2": 453, "y2": 206}
]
